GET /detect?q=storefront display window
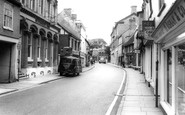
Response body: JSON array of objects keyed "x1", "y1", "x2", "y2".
[
  {"x1": 166, "y1": 49, "x2": 172, "y2": 105},
  {"x1": 176, "y1": 44, "x2": 185, "y2": 115}
]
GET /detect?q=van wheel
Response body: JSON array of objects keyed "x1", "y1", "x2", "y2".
[{"x1": 77, "y1": 73, "x2": 79, "y2": 76}]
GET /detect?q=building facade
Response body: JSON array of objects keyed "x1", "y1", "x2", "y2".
[
  {"x1": 76, "y1": 21, "x2": 88, "y2": 67},
  {"x1": 0, "y1": 0, "x2": 21, "y2": 83},
  {"x1": 152, "y1": 0, "x2": 185, "y2": 114},
  {"x1": 133, "y1": 0, "x2": 185, "y2": 114},
  {"x1": 110, "y1": 6, "x2": 138, "y2": 67},
  {"x1": 19, "y1": 0, "x2": 60, "y2": 79},
  {"x1": 58, "y1": 9, "x2": 81, "y2": 59}
]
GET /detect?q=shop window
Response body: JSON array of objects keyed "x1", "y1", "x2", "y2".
[
  {"x1": 28, "y1": 35, "x2": 33, "y2": 61},
  {"x1": 166, "y1": 49, "x2": 172, "y2": 105},
  {"x1": 3, "y1": 2, "x2": 13, "y2": 30},
  {"x1": 176, "y1": 44, "x2": 185, "y2": 115}
]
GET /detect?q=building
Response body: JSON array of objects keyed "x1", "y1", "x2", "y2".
[
  {"x1": 58, "y1": 8, "x2": 81, "y2": 59},
  {"x1": 151, "y1": 0, "x2": 185, "y2": 114},
  {"x1": 133, "y1": 0, "x2": 185, "y2": 114},
  {"x1": 0, "y1": 0, "x2": 21, "y2": 83},
  {"x1": 89, "y1": 38, "x2": 107, "y2": 62},
  {"x1": 110, "y1": 6, "x2": 138, "y2": 66},
  {"x1": 19, "y1": 0, "x2": 60, "y2": 79},
  {"x1": 76, "y1": 21, "x2": 88, "y2": 67}
]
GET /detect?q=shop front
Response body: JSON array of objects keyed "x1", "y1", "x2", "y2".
[{"x1": 152, "y1": 0, "x2": 185, "y2": 114}]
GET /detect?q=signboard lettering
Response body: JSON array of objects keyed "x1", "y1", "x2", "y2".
[
  {"x1": 154, "y1": 0, "x2": 185, "y2": 39},
  {"x1": 142, "y1": 21, "x2": 155, "y2": 39}
]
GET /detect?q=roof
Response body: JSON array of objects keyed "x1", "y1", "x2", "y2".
[
  {"x1": 123, "y1": 31, "x2": 137, "y2": 47},
  {"x1": 111, "y1": 13, "x2": 137, "y2": 36},
  {"x1": 57, "y1": 12, "x2": 81, "y2": 40}
]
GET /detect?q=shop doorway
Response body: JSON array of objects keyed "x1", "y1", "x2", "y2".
[{"x1": 0, "y1": 42, "x2": 13, "y2": 83}]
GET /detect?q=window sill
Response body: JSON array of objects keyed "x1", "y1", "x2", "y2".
[
  {"x1": 37, "y1": 58, "x2": 42, "y2": 62},
  {"x1": 28, "y1": 58, "x2": 33, "y2": 62},
  {"x1": 3, "y1": 26, "x2": 13, "y2": 31}
]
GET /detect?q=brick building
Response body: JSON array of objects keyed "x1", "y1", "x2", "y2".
[
  {"x1": 0, "y1": 0, "x2": 21, "y2": 83},
  {"x1": 19, "y1": 0, "x2": 60, "y2": 79}
]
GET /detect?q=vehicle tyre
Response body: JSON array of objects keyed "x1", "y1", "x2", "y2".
[
  {"x1": 72, "y1": 73, "x2": 76, "y2": 76},
  {"x1": 77, "y1": 73, "x2": 79, "y2": 76}
]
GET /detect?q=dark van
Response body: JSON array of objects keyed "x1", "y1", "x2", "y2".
[{"x1": 58, "y1": 56, "x2": 82, "y2": 76}]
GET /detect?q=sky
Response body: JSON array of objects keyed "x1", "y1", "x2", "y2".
[{"x1": 58, "y1": 0, "x2": 143, "y2": 45}]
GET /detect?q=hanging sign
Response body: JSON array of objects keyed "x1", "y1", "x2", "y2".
[{"x1": 142, "y1": 21, "x2": 155, "y2": 40}]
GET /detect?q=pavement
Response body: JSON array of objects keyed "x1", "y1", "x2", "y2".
[
  {"x1": 0, "y1": 64, "x2": 95, "y2": 96},
  {"x1": 116, "y1": 68, "x2": 164, "y2": 115}
]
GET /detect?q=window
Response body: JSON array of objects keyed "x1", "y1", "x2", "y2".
[
  {"x1": 159, "y1": 0, "x2": 165, "y2": 9},
  {"x1": 37, "y1": 38, "x2": 41, "y2": 60},
  {"x1": 30, "y1": 0, "x2": 35, "y2": 10},
  {"x1": 166, "y1": 49, "x2": 172, "y2": 105},
  {"x1": 28, "y1": 35, "x2": 33, "y2": 60},
  {"x1": 39, "y1": 0, "x2": 44, "y2": 15},
  {"x1": 21, "y1": 0, "x2": 25, "y2": 5},
  {"x1": 45, "y1": 40, "x2": 48, "y2": 61},
  {"x1": 3, "y1": 2, "x2": 13, "y2": 30},
  {"x1": 176, "y1": 44, "x2": 185, "y2": 115},
  {"x1": 158, "y1": 0, "x2": 165, "y2": 17}
]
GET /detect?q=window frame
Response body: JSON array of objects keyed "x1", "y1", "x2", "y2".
[
  {"x1": 45, "y1": 40, "x2": 49, "y2": 62},
  {"x1": 28, "y1": 34, "x2": 33, "y2": 61},
  {"x1": 37, "y1": 37, "x2": 41, "y2": 61},
  {"x1": 157, "y1": 0, "x2": 166, "y2": 17},
  {"x1": 3, "y1": 2, "x2": 13, "y2": 31},
  {"x1": 30, "y1": 0, "x2": 35, "y2": 10}
]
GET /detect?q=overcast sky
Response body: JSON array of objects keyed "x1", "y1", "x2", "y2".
[{"x1": 58, "y1": 0, "x2": 143, "y2": 45}]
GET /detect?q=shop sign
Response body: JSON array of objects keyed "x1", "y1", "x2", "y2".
[
  {"x1": 154, "y1": 0, "x2": 185, "y2": 40},
  {"x1": 142, "y1": 21, "x2": 155, "y2": 40}
]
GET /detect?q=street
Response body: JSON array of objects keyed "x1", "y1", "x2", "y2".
[{"x1": 0, "y1": 63, "x2": 125, "y2": 115}]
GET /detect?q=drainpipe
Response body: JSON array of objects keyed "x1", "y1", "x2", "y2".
[{"x1": 155, "y1": 43, "x2": 159, "y2": 107}]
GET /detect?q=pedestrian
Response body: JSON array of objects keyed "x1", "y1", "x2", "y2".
[{"x1": 122, "y1": 61, "x2": 125, "y2": 68}]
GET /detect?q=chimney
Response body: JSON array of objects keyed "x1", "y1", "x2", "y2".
[
  {"x1": 131, "y1": 6, "x2": 137, "y2": 14},
  {"x1": 71, "y1": 14, "x2": 77, "y2": 21},
  {"x1": 64, "y1": 8, "x2": 72, "y2": 17}
]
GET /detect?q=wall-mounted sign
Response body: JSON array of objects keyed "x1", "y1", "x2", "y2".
[
  {"x1": 142, "y1": 21, "x2": 155, "y2": 40},
  {"x1": 153, "y1": 0, "x2": 185, "y2": 42}
]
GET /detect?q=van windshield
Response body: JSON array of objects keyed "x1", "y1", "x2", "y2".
[{"x1": 60, "y1": 58, "x2": 72, "y2": 63}]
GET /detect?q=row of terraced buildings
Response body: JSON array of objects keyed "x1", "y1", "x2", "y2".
[
  {"x1": 0, "y1": 0, "x2": 90, "y2": 83},
  {"x1": 110, "y1": 0, "x2": 185, "y2": 115}
]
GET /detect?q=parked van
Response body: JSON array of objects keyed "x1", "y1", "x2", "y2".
[{"x1": 58, "y1": 56, "x2": 82, "y2": 76}]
